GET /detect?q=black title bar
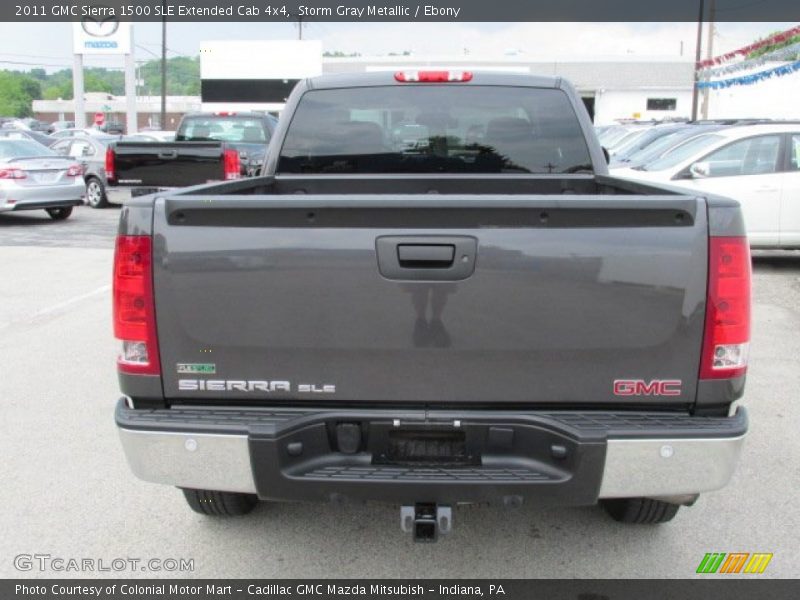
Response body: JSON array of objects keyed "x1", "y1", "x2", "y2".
[
  {"x1": 5, "y1": 0, "x2": 800, "y2": 22},
  {"x1": 5, "y1": 579, "x2": 800, "y2": 600}
]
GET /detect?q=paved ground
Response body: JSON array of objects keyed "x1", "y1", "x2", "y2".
[{"x1": 0, "y1": 206, "x2": 798, "y2": 578}]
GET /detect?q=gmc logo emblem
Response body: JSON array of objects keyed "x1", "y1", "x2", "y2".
[{"x1": 613, "y1": 379, "x2": 682, "y2": 396}]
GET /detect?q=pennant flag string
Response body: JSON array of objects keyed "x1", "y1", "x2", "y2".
[
  {"x1": 697, "y1": 60, "x2": 800, "y2": 89},
  {"x1": 697, "y1": 25, "x2": 800, "y2": 68},
  {"x1": 698, "y1": 41, "x2": 800, "y2": 78}
]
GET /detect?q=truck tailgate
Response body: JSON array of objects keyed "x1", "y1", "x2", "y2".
[
  {"x1": 113, "y1": 142, "x2": 225, "y2": 188},
  {"x1": 152, "y1": 194, "x2": 707, "y2": 406}
]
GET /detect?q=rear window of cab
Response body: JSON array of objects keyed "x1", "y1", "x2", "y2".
[{"x1": 277, "y1": 86, "x2": 592, "y2": 175}]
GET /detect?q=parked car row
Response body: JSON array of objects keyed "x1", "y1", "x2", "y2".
[
  {"x1": 599, "y1": 120, "x2": 800, "y2": 249},
  {"x1": 2, "y1": 118, "x2": 125, "y2": 135},
  {"x1": 0, "y1": 124, "x2": 180, "y2": 218},
  {"x1": 1, "y1": 113, "x2": 279, "y2": 213}
]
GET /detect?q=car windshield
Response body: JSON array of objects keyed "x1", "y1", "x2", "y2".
[
  {"x1": 597, "y1": 126, "x2": 631, "y2": 146},
  {"x1": 0, "y1": 139, "x2": 55, "y2": 160},
  {"x1": 278, "y1": 85, "x2": 592, "y2": 174},
  {"x1": 624, "y1": 130, "x2": 695, "y2": 164},
  {"x1": 607, "y1": 128, "x2": 650, "y2": 151},
  {"x1": 637, "y1": 134, "x2": 724, "y2": 171},
  {"x1": 612, "y1": 127, "x2": 683, "y2": 161},
  {"x1": 176, "y1": 116, "x2": 268, "y2": 143}
]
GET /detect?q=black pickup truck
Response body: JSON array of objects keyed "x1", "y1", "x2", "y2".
[
  {"x1": 113, "y1": 71, "x2": 750, "y2": 541},
  {"x1": 104, "y1": 112, "x2": 277, "y2": 205}
]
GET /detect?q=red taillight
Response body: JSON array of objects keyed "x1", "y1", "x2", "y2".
[
  {"x1": 215, "y1": 111, "x2": 236, "y2": 116},
  {"x1": 66, "y1": 164, "x2": 82, "y2": 177},
  {"x1": 699, "y1": 237, "x2": 751, "y2": 380},
  {"x1": 0, "y1": 168, "x2": 26, "y2": 179},
  {"x1": 223, "y1": 148, "x2": 241, "y2": 180},
  {"x1": 394, "y1": 70, "x2": 473, "y2": 83},
  {"x1": 105, "y1": 146, "x2": 115, "y2": 182},
  {"x1": 113, "y1": 235, "x2": 160, "y2": 375}
]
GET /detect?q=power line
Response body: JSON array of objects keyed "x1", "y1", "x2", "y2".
[
  {"x1": 0, "y1": 52, "x2": 75, "y2": 61},
  {"x1": 136, "y1": 42, "x2": 189, "y2": 56},
  {"x1": 0, "y1": 59, "x2": 74, "y2": 68},
  {"x1": 0, "y1": 59, "x2": 127, "y2": 73}
]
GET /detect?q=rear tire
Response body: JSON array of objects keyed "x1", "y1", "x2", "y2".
[
  {"x1": 601, "y1": 497, "x2": 680, "y2": 524},
  {"x1": 46, "y1": 206, "x2": 73, "y2": 220},
  {"x1": 181, "y1": 488, "x2": 258, "y2": 516},
  {"x1": 85, "y1": 177, "x2": 109, "y2": 208}
]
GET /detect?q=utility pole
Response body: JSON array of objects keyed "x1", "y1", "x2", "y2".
[
  {"x1": 297, "y1": 15, "x2": 304, "y2": 40},
  {"x1": 124, "y1": 26, "x2": 138, "y2": 134},
  {"x1": 690, "y1": 0, "x2": 705, "y2": 121},
  {"x1": 72, "y1": 53, "x2": 86, "y2": 128},
  {"x1": 160, "y1": 0, "x2": 167, "y2": 129},
  {"x1": 700, "y1": 0, "x2": 716, "y2": 119}
]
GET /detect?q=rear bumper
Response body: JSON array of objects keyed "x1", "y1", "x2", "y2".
[
  {"x1": 0, "y1": 181, "x2": 84, "y2": 212},
  {"x1": 115, "y1": 399, "x2": 747, "y2": 505},
  {"x1": 105, "y1": 188, "x2": 131, "y2": 205},
  {"x1": 106, "y1": 186, "x2": 172, "y2": 205}
]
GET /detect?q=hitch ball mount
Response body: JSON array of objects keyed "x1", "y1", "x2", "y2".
[{"x1": 401, "y1": 503, "x2": 453, "y2": 542}]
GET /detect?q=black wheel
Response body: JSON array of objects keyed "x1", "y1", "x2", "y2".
[
  {"x1": 601, "y1": 497, "x2": 680, "y2": 524},
  {"x1": 85, "y1": 177, "x2": 109, "y2": 208},
  {"x1": 46, "y1": 206, "x2": 73, "y2": 220},
  {"x1": 181, "y1": 488, "x2": 258, "y2": 516}
]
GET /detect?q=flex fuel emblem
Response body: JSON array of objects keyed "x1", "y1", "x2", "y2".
[{"x1": 177, "y1": 363, "x2": 216, "y2": 374}]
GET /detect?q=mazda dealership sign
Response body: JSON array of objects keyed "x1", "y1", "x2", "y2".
[{"x1": 72, "y1": 15, "x2": 130, "y2": 55}]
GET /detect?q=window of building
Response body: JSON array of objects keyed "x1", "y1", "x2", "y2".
[{"x1": 646, "y1": 98, "x2": 677, "y2": 111}]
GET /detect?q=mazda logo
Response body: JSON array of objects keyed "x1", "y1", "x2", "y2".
[{"x1": 81, "y1": 11, "x2": 119, "y2": 38}]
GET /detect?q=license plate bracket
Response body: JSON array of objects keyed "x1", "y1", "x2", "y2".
[{"x1": 377, "y1": 429, "x2": 479, "y2": 466}]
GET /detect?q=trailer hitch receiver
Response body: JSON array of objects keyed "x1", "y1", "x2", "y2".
[{"x1": 401, "y1": 503, "x2": 452, "y2": 542}]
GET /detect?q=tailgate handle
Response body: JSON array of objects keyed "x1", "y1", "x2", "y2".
[
  {"x1": 376, "y1": 236, "x2": 477, "y2": 281},
  {"x1": 157, "y1": 150, "x2": 178, "y2": 160},
  {"x1": 398, "y1": 244, "x2": 455, "y2": 268}
]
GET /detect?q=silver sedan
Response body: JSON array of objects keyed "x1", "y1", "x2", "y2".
[{"x1": 0, "y1": 139, "x2": 85, "y2": 220}]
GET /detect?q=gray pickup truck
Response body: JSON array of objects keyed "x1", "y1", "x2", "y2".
[{"x1": 113, "y1": 71, "x2": 751, "y2": 541}]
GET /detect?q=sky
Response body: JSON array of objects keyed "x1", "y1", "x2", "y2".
[{"x1": 0, "y1": 21, "x2": 794, "y2": 72}]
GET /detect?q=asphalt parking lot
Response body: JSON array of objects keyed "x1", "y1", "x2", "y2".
[{"x1": 1, "y1": 205, "x2": 798, "y2": 579}]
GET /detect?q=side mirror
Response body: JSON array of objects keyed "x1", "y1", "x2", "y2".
[
  {"x1": 602, "y1": 147, "x2": 610, "y2": 164},
  {"x1": 689, "y1": 161, "x2": 710, "y2": 179}
]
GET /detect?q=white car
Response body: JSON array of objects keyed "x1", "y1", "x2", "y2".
[
  {"x1": 124, "y1": 130, "x2": 175, "y2": 142},
  {"x1": 50, "y1": 127, "x2": 110, "y2": 139},
  {"x1": 614, "y1": 124, "x2": 800, "y2": 248},
  {"x1": 0, "y1": 139, "x2": 84, "y2": 220}
]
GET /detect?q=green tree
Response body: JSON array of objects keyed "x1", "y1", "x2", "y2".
[
  {"x1": 1, "y1": 55, "x2": 202, "y2": 115},
  {"x1": 83, "y1": 71, "x2": 115, "y2": 94},
  {"x1": 138, "y1": 56, "x2": 200, "y2": 95},
  {"x1": 0, "y1": 71, "x2": 41, "y2": 117},
  {"x1": 42, "y1": 81, "x2": 72, "y2": 101}
]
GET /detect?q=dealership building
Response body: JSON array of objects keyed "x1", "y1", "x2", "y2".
[
  {"x1": 191, "y1": 42, "x2": 697, "y2": 124},
  {"x1": 322, "y1": 54, "x2": 696, "y2": 124},
  {"x1": 31, "y1": 40, "x2": 799, "y2": 126}
]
